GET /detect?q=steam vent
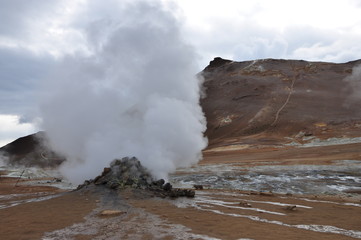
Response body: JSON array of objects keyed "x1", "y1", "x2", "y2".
[{"x1": 77, "y1": 157, "x2": 195, "y2": 198}]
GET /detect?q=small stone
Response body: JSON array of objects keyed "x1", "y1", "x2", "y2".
[
  {"x1": 239, "y1": 201, "x2": 252, "y2": 207},
  {"x1": 109, "y1": 182, "x2": 119, "y2": 189},
  {"x1": 101, "y1": 167, "x2": 111, "y2": 176},
  {"x1": 193, "y1": 185, "x2": 204, "y2": 190},
  {"x1": 153, "y1": 179, "x2": 165, "y2": 187},
  {"x1": 185, "y1": 189, "x2": 195, "y2": 198},
  {"x1": 285, "y1": 205, "x2": 297, "y2": 211}
]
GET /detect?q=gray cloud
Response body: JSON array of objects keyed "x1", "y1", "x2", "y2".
[
  {"x1": 0, "y1": 0, "x2": 62, "y2": 38},
  {"x1": 0, "y1": 47, "x2": 55, "y2": 117},
  {"x1": 0, "y1": 0, "x2": 64, "y2": 120},
  {"x1": 186, "y1": 17, "x2": 361, "y2": 66}
]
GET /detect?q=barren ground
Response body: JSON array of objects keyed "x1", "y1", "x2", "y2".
[{"x1": 1, "y1": 142, "x2": 361, "y2": 240}]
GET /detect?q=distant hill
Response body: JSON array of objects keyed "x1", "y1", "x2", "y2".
[
  {"x1": 0, "y1": 131, "x2": 65, "y2": 167},
  {"x1": 201, "y1": 57, "x2": 361, "y2": 147}
]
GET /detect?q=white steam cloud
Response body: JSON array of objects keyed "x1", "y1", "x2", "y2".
[
  {"x1": 344, "y1": 64, "x2": 361, "y2": 106},
  {"x1": 39, "y1": 0, "x2": 208, "y2": 184},
  {"x1": 0, "y1": 152, "x2": 9, "y2": 167}
]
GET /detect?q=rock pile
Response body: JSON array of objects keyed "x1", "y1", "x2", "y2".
[
  {"x1": 77, "y1": 157, "x2": 195, "y2": 198},
  {"x1": 92, "y1": 157, "x2": 153, "y2": 189}
]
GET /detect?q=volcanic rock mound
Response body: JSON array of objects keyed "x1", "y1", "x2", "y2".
[
  {"x1": 78, "y1": 157, "x2": 195, "y2": 198},
  {"x1": 92, "y1": 157, "x2": 153, "y2": 189}
]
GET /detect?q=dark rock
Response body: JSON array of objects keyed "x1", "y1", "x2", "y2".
[
  {"x1": 84, "y1": 180, "x2": 92, "y2": 185},
  {"x1": 204, "y1": 57, "x2": 232, "y2": 71},
  {"x1": 193, "y1": 184, "x2": 204, "y2": 190},
  {"x1": 153, "y1": 179, "x2": 165, "y2": 187},
  {"x1": 239, "y1": 201, "x2": 252, "y2": 207},
  {"x1": 285, "y1": 205, "x2": 297, "y2": 211},
  {"x1": 168, "y1": 190, "x2": 178, "y2": 198},
  {"x1": 102, "y1": 167, "x2": 111, "y2": 176},
  {"x1": 185, "y1": 189, "x2": 195, "y2": 198},
  {"x1": 93, "y1": 176, "x2": 102, "y2": 184},
  {"x1": 168, "y1": 188, "x2": 195, "y2": 198},
  {"x1": 163, "y1": 183, "x2": 172, "y2": 191}
]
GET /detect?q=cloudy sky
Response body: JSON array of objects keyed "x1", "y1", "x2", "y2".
[{"x1": 1, "y1": 0, "x2": 361, "y2": 147}]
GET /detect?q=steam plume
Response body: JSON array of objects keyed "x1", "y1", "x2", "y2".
[
  {"x1": 344, "y1": 64, "x2": 361, "y2": 106},
  {"x1": 39, "y1": 0, "x2": 207, "y2": 184}
]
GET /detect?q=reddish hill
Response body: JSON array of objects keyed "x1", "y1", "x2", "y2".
[{"x1": 201, "y1": 57, "x2": 361, "y2": 147}]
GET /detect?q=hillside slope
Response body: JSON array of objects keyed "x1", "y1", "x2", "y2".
[
  {"x1": 0, "y1": 131, "x2": 64, "y2": 167},
  {"x1": 201, "y1": 57, "x2": 361, "y2": 147}
]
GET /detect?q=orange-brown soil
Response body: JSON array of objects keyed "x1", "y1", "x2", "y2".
[
  {"x1": 0, "y1": 178, "x2": 97, "y2": 240},
  {"x1": 129, "y1": 190, "x2": 361, "y2": 240},
  {"x1": 1, "y1": 144, "x2": 361, "y2": 240},
  {"x1": 203, "y1": 142, "x2": 361, "y2": 166}
]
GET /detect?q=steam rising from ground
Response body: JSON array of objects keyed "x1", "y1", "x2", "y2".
[
  {"x1": 0, "y1": 153, "x2": 8, "y2": 167},
  {"x1": 344, "y1": 64, "x2": 361, "y2": 105},
  {"x1": 39, "y1": 0, "x2": 207, "y2": 184}
]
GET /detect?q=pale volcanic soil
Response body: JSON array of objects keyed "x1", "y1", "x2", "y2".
[{"x1": 1, "y1": 143, "x2": 361, "y2": 240}]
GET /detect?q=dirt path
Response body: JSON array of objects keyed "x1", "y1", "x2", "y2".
[{"x1": 271, "y1": 63, "x2": 299, "y2": 127}]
